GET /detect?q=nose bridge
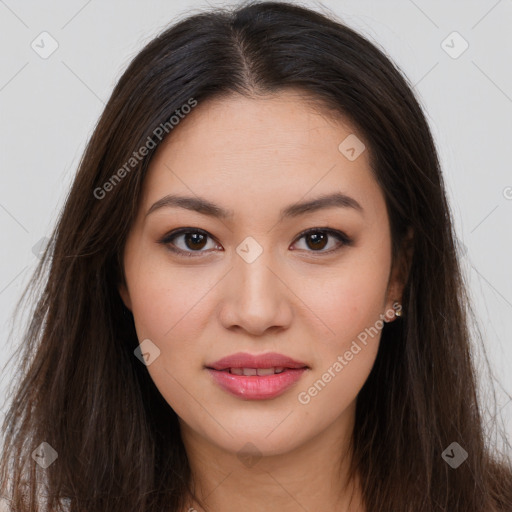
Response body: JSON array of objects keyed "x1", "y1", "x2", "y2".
[
  {"x1": 237, "y1": 246, "x2": 277, "y2": 296},
  {"x1": 219, "y1": 235, "x2": 292, "y2": 334},
  {"x1": 235, "y1": 236, "x2": 281, "y2": 305}
]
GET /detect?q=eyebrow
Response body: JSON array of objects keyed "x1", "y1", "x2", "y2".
[{"x1": 145, "y1": 192, "x2": 363, "y2": 220}]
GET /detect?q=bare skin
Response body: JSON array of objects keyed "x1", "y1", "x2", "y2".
[{"x1": 119, "y1": 89, "x2": 410, "y2": 512}]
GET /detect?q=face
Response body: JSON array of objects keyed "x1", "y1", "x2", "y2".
[{"x1": 119, "y1": 90, "x2": 405, "y2": 458}]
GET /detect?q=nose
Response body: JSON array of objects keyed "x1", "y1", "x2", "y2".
[{"x1": 217, "y1": 246, "x2": 293, "y2": 337}]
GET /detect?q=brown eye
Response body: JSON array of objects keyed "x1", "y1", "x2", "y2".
[
  {"x1": 183, "y1": 232, "x2": 208, "y2": 250},
  {"x1": 305, "y1": 232, "x2": 328, "y2": 250},
  {"x1": 159, "y1": 228, "x2": 220, "y2": 257},
  {"x1": 292, "y1": 228, "x2": 352, "y2": 254},
  {"x1": 159, "y1": 227, "x2": 351, "y2": 258}
]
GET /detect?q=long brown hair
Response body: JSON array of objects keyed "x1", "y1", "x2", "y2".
[{"x1": 1, "y1": 1, "x2": 511, "y2": 511}]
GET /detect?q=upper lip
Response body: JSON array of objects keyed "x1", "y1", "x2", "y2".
[{"x1": 206, "y1": 352, "x2": 309, "y2": 370}]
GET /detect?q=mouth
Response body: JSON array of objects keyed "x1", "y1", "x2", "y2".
[
  {"x1": 205, "y1": 351, "x2": 309, "y2": 371},
  {"x1": 205, "y1": 352, "x2": 309, "y2": 400},
  {"x1": 209, "y1": 366, "x2": 304, "y2": 375}
]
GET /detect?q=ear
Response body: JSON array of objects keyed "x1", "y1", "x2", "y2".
[
  {"x1": 118, "y1": 282, "x2": 132, "y2": 311},
  {"x1": 384, "y1": 226, "x2": 414, "y2": 321}
]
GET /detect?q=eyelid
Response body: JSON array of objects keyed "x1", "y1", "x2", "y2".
[
  {"x1": 158, "y1": 227, "x2": 221, "y2": 257},
  {"x1": 158, "y1": 226, "x2": 352, "y2": 257}
]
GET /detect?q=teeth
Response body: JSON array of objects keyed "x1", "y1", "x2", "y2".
[
  {"x1": 256, "y1": 368, "x2": 275, "y2": 376},
  {"x1": 227, "y1": 367, "x2": 287, "y2": 375}
]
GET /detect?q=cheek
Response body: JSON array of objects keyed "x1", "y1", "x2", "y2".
[
  {"x1": 125, "y1": 256, "x2": 218, "y2": 387},
  {"x1": 291, "y1": 249, "x2": 390, "y2": 410},
  {"x1": 127, "y1": 274, "x2": 177, "y2": 342},
  {"x1": 294, "y1": 267, "x2": 387, "y2": 416},
  {"x1": 293, "y1": 253, "x2": 390, "y2": 345},
  {"x1": 125, "y1": 267, "x2": 210, "y2": 418},
  {"x1": 125, "y1": 247, "x2": 207, "y2": 341}
]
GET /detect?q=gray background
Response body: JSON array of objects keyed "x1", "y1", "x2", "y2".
[{"x1": 1, "y1": 0, "x2": 511, "y2": 442}]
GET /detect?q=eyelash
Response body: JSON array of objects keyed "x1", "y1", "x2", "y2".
[{"x1": 157, "y1": 227, "x2": 352, "y2": 258}]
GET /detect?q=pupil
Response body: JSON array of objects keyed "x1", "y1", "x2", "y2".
[
  {"x1": 307, "y1": 232, "x2": 327, "y2": 250},
  {"x1": 182, "y1": 232, "x2": 329, "y2": 251},
  {"x1": 186, "y1": 233, "x2": 206, "y2": 250}
]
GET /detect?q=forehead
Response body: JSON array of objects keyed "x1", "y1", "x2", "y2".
[
  {"x1": 140, "y1": 90, "x2": 385, "y2": 222},
  {"x1": 154, "y1": 90, "x2": 360, "y2": 160}
]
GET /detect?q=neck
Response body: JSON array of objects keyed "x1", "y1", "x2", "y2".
[{"x1": 179, "y1": 401, "x2": 366, "y2": 512}]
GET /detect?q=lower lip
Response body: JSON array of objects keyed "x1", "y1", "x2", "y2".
[{"x1": 206, "y1": 368, "x2": 308, "y2": 400}]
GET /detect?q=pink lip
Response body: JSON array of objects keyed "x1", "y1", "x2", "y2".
[
  {"x1": 206, "y1": 352, "x2": 308, "y2": 370},
  {"x1": 205, "y1": 352, "x2": 309, "y2": 400}
]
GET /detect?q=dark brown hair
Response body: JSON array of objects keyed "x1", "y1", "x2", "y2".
[{"x1": 1, "y1": 1, "x2": 511, "y2": 511}]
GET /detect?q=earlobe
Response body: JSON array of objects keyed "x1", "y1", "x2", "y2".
[
  {"x1": 385, "y1": 227, "x2": 414, "y2": 322},
  {"x1": 385, "y1": 261, "x2": 405, "y2": 317},
  {"x1": 384, "y1": 301, "x2": 402, "y2": 323}
]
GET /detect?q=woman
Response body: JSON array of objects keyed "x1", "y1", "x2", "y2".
[{"x1": 1, "y1": 1, "x2": 511, "y2": 511}]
